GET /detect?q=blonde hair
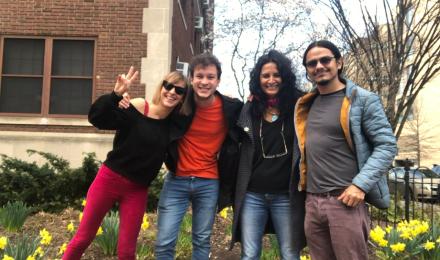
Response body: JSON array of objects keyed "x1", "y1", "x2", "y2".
[{"x1": 151, "y1": 71, "x2": 188, "y2": 114}]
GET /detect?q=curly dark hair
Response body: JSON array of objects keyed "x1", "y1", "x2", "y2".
[{"x1": 249, "y1": 50, "x2": 303, "y2": 118}]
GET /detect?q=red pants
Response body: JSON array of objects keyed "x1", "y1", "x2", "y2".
[{"x1": 63, "y1": 164, "x2": 148, "y2": 260}]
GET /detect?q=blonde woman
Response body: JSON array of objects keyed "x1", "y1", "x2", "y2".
[{"x1": 63, "y1": 68, "x2": 187, "y2": 260}]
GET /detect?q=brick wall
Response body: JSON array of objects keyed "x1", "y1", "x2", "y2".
[{"x1": 0, "y1": 0, "x2": 148, "y2": 132}]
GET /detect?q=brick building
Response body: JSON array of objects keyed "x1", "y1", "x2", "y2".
[{"x1": 0, "y1": 0, "x2": 213, "y2": 166}]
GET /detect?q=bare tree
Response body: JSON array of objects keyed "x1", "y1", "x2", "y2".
[
  {"x1": 398, "y1": 100, "x2": 439, "y2": 166},
  {"x1": 215, "y1": 0, "x2": 331, "y2": 100},
  {"x1": 318, "y1": 0, "x2": 440, "y2": 140}
]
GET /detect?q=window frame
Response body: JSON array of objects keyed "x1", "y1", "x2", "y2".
[{"x1": 0, "y1": 36, "x2": 97, "y2": 118}]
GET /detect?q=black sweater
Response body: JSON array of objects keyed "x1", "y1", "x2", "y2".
[{"x1": 88, "y1": 92, "x2": 170, "y2": 187}]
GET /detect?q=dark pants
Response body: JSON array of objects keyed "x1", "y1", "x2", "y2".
[{"x1": 304, "y1": 194, "x2": 369, "y2": 260}]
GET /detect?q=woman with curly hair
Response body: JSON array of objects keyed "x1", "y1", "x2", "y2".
[{"x1": 230, "y1": 50, "x2": 306, "y2": 260}]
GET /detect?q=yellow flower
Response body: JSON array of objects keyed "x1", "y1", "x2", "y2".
[
  {"x1": 58, "y1": 242, "x2": 68, "y2": 255},
  {"x1": 2, "y1": 255, "x2": 14, "y2": 260},
  {"x1": 400, "y1": 230, "x2": 412, "y2": 240},
  {"x1": 390, "y1": 242, "x2": 406, "y2": 253},
  {"x1": 0, "y1": 236, "x2": 7, "y2": 250},
  {"x1": 141, "y1": 214, "x2": 149, "y2": 231},
  {"x1": 424, "y1": 241, "x2": 435, "y2": 251},
  {"x1": 39, "y1": 229, "x2": 52, "y2": 245},
  {"x1": 26, "y1": 256, "x2": 35, "y2": 260},
  {"x1": 82, "y1": 199, "x2": 87, "y2": 207},
  {"x1": 96, "y1": 226, "x2": 103, "y2": 236},
  {"x1": 378, "y1": 238, "x2": 388, "y2": 247},
  {"x1": 219, "y1": 207, "x2": 228, "y2": 219},
  {"x1": 300, "y1": 255, "x2": 311, "y2": 260},
  {"x1": 385, "y1": 226, "x2": 392, "y2": 233},
  {"x1": 370, "y1": 226, "x2": 386, "y2": 244},
  {"x1": 436, "y1": 236, "x2": 440, "y2": 244},
  {"x1": 79, "y1": 212, "x2": 83, "y2": 222},
  {"x1": 33, "y1": 246, "x2": 44, "y2": 257},
  {"x1": 67, "y1": 222, "x2": 75, "y2": 233}
]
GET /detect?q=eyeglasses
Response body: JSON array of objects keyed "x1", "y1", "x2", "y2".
[
  {"x1": 259, "y1": 119, "x2": 288, "y2": 159},
  {"x1": 305, "y1": 56, "x2": 335, "y2": 69},
  {"x1": 162, "y1": 80, "x2": 186, "y2": 96}
]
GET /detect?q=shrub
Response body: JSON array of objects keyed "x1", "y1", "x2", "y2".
[
  {"x1": 0, "y1": 201, "x2": 32, "y2": 232},
  {"x1": 0, "y1": 151, "x2": 100, "y2": 212},
  {"x1": 146, "y1": 168, "x2": 166, "y2": 212}
]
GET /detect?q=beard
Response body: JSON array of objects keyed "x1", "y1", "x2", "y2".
[{"x1": 316, "y1": 79, "x2": 331, "y2": 86}]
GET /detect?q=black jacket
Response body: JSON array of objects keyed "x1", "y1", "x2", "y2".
[
  {"x1": 165, "y1": 92, "x2": 243, "y2": 211},
  {"x1": 230, "y1": 101, "x2": 306, "y2": 251}
]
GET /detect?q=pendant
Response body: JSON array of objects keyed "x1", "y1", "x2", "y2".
[{"x1": 271, "y1": 114, "x2": 278, "y2": 122}]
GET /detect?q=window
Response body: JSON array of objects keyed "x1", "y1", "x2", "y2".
[{"x1": 0, "y1": 37, "x2": 95, "y2": 116}]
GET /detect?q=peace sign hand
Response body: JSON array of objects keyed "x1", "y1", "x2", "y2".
[{"x1": 114, "y1": 66, "x2": 139, "y2": 96}]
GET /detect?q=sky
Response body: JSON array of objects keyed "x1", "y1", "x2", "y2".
[{"x1": 213, "y1": 0, "x2": 396, "y2": 98}]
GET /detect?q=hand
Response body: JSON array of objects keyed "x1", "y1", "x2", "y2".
[
  {"x1": 337, "y1": 185, "x2": 365, "y2": 207},
  {"x1": 114, "y1": 66, "x2": 139, "y2": 96},
  {"x1": 118, "y1": 93, "x2": 131, "y2": 109}
]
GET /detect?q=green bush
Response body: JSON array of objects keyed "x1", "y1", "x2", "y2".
[
  {"x1": 0, "y1": 150, "x2": 99, "y2": 212},
  {"x1": 146, "y1": 168, "x2": 166, "y2": 212},
  {"x1": 0, "y1": 201, "x2": 32, "y2": 232}
]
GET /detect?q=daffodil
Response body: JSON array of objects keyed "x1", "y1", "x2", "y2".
[
  {"x1": 385, "y1": 226, "x2": 392, "y2": 233},
  {"x1": 370, "y1": 226, "x2": 386, "y2": 243},
  {"x1": 424, "y1": 240, "x2": 435, "y2": 251},
  {"x1": 58, "y1": 242, "x2": 68, "y2": 255},
  {"x1": 141, "y1": 214, "x2": 149, "y2": 231},
  {"x1": 39, "y1": 229, "x2": 52, "y2": 245},
  {"x1": 390, "y1": 242, "x2": 406, "y2": 253},
  {"x1": 0, "y1": 236, "x2": 7, "y2": 250},
  {"x1": 96, "y1": 226, "x2": 103, "y2": 236},
  {"x1": 219, "y1": 207, "x2": 228, "y2": 219},
  {"x1": 82, "y1": 199, "x2": 87, "y2": 207},
  {"x1": 26, "y1": 256, "x2": 35, "y2": 260},
  {"x1": 300, "y1": 255, "x2": 311, "y2": 260},
  {"x1": 67, "y1": 221, "x2": 75, "y2": 232},
  {"x1": 400, "y1": 230, "x2": 412, "y2": 240},
  {"x1": 79, "y1": 212, "x2": 83, "y2": 222},
  {"x1": 33, "y1": 246, "x2": 44, "y2": 257},
  {"x1": 2, "y1": 255, "x2": 14, "y2": 260}
]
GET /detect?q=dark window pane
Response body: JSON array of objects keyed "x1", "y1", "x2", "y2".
[
  {"x1": 2, "y1": 39, "x2": 45, "y2": 75},
  {"x1": 0, "y1": 77, "x2": 42, "y2": 113},
  {"x1": 52, "y1": 40, "x2": 94, "y2": 76},
  {"x1": 49, "y1": 78, "x2": 92, "y2": 115}
]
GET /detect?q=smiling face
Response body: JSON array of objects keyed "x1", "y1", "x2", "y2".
[
  {"x1": 260, "y1": 62, "x2": 281, "y2": 98},
  {"x1": 305, "y1": 46, "x2": 342, "y2": 87},
  {"x1": 160, "y1": 79, "x2": 186, "y2": 108},
  {"x1": 190, "y1": 64, "x2": 220, "y2": 102}
]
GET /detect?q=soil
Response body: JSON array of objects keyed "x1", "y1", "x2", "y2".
[{"x1": 0, "y1": 208, "x2": 241, "y2": 260}]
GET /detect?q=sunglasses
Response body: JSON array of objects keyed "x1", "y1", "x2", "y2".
[
  {"x1": 162, "y1": 80, "x2": 186, "y2": 96},
  {"x1": 305, "y1": 56, "x2": 335, "y2": 68}
]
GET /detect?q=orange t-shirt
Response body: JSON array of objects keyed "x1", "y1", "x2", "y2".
[{"x1": 176, "y1": 95, "x2": 227, "y2": 179}]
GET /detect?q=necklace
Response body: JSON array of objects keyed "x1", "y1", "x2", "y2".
[
  {"x1": 259, "y1": 118, "x2": 288, "y2": 159},
  {"x1": 265, "y1": 109, "x2": 279, "y2": 122}
]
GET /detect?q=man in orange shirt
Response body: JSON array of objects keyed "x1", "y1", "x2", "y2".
[{"x1": 155, "y1": 53, "x2": 243, "y2": 260}]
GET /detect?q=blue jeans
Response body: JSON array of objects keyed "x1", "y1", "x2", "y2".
[
  {"x1": 155, "y1": 173, "x2": 219, "y2": 260},
  {"x1": 240, "y1": 192, "x2": 300, "y2": 260}
]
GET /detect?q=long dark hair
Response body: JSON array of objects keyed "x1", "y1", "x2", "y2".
[
  {"x1": 249, "y1": 50, "x2": 303, "y2": 118},
  {"x1": 302, "y1": 40, "x2": 346, "y2": 84}
]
